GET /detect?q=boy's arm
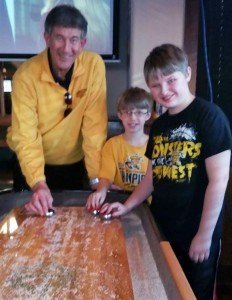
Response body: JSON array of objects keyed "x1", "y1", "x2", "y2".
[
  {"x1": 101, "y1": 161, "x2": 154, "y2": 216},
  {"x1": 86, "y1": 178, "x2": 111, "y2": 210},
  {"x1": 189, "y1": 150, "x2": 231, "y2": 263}
]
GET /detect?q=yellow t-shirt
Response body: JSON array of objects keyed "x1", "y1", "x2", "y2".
[{"x1": 99, "y1": 134, "x2": 148, "y2": 192}]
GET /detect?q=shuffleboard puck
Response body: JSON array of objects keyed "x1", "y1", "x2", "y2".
[
  {"x1": 100, "y1": 213, "x2": 112, "y2": 221},
  {"x1": 46, "y1": 208, "x2": 55, "y2": 217},
  {"x1": 91, "y1": 209, "x2": 100, "y2": 217}
]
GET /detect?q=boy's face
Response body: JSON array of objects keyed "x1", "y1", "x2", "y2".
[
  {"x1": 118, "y1": 109, "x2": 151, "y2": 134},
  {"x1": 44, "y1": 26, "x2": 86, "y2": 78},
  {"x1": 148, "y1": 68, "x2": 192, "y2": 115}
]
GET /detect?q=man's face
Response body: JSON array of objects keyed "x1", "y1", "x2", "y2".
[{"x1": 44, "y1": 26, "x2": 86, "y2": 77}]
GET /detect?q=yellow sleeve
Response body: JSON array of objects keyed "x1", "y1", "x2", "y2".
[
  {"x1": 8, "y1": 71, "x2": 45, "y2": 188},
  {"x1": 81, "y1": 55, "x2": 107, "y2": 179}
]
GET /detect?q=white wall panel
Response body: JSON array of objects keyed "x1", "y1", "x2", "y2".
[{"x1": 130, "y1": 0, "x2": 185, "y2": 89}]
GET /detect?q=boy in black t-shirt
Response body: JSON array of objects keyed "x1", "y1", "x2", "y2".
[{"x1": 101, "y1": 44, "x2": 232, "y2": 299}]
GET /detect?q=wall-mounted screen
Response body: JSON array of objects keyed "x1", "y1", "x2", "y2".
[{"x1": 0, "y1": 0, "x2": 119, "y2": 62}]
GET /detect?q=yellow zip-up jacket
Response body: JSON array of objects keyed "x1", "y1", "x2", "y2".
[{"x1": 7, "y1": 50, "x2": 107, "y2": 188}]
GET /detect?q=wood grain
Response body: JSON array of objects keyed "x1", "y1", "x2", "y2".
[
  {"x1": 160, "y1": 241, "x2": 196, "y2": 300},
  {"x1": 0, "y1": 207, "x2": 134, "y2": 299}
]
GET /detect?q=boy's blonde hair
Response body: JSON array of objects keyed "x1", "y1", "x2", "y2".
[
  {"x1": 117, "y1": 87, "x2": 153, "y2": 112},
  {"x1": 144, "y1": 44, "x2": 189, "y2": 84}
]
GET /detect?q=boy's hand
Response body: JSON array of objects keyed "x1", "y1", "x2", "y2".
[
  {"x1": 100, "y1": 202, "x2": 128, "y2": 217},
  {"x1": 189, "y1": 233, "x2": 212, "y2": 263},
  {"x1": 86, "y1": 190, "x2": 106, "y2": 211}
]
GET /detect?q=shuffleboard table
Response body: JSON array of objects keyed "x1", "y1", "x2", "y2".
[{"x1": 0, "y1": 191, "x2": 196, "y2": 299}]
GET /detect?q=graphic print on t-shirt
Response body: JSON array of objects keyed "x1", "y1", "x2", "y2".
[
  {"x1": 152, "y1": 123, "x2": 202, "y2": 183},
  {"x1": 119, "y1": 153, "x2": 145, "y2": 189}
]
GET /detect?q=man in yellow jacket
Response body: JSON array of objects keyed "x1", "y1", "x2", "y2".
[{"x1": 7, "y1": 5, "x2": 107, "y2": 215}]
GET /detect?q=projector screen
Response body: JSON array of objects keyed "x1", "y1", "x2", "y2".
[{"x1": 0, "y1": 0, "x2": 119, "y2": 62}]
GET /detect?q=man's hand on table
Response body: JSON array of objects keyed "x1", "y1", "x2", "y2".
[{"x1": 24, "y1": 181, "x2": 54, "y2": 216}]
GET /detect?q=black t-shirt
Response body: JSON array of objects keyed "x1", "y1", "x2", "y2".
[{"x1": 146, "y1": 97, "x2": 232, "y2": 243}]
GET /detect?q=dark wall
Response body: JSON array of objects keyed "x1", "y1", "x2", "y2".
[
  {"x1": 196, "y1": 0, "x2": 232, "y2": 129},
  {"x1": 106, "y1": 0, "x2": 130, "y2": 117}
]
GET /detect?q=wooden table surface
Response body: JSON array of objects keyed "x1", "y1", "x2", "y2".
[
  {"x1": 0, "y1": 207, "x2": 134, "y2": 299},
  {"x1": 0, "y1": 191, "x2": 196, "y2": 300}
]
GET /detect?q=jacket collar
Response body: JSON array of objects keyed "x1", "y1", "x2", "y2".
[{"x1": 41, "y1": 49, "x2": 85, "y2": 83}]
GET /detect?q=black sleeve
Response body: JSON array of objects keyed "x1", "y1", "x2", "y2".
[{"x1": 200, "y1": 104, "x2": 232, "y2": 158}]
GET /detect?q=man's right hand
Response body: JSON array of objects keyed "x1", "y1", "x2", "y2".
[{"x1": 24, "y1": 181, "x2": 54, "y2": 216}]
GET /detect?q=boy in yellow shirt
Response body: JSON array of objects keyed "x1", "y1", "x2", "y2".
[{"x1": 86, "y1": 87, "x2": 153, "y2": 210}]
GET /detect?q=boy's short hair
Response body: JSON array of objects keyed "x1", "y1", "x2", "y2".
[
  {"x1": 117, "y1": 87, "x2": 153, "y2": 112},
  {"x1": 45, "y1": 5, "x2": 88, "y2": 39},
  {"x1": 144, "y1": 44, "x2": 189, "y2": 84}
]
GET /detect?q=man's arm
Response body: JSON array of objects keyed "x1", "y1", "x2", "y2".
[
  {"x1": 8, "y1": 65, "x2": 53, "y2": 215},
  {"x1": 8, "y1": 72, "x2": 46, "y2": 188},
  {"x1": 189, "y1": 150, "x2": 231, "y2": 262},
  {"x1": 81, "y1": 55, "x2": 107, "y2": 181}
]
